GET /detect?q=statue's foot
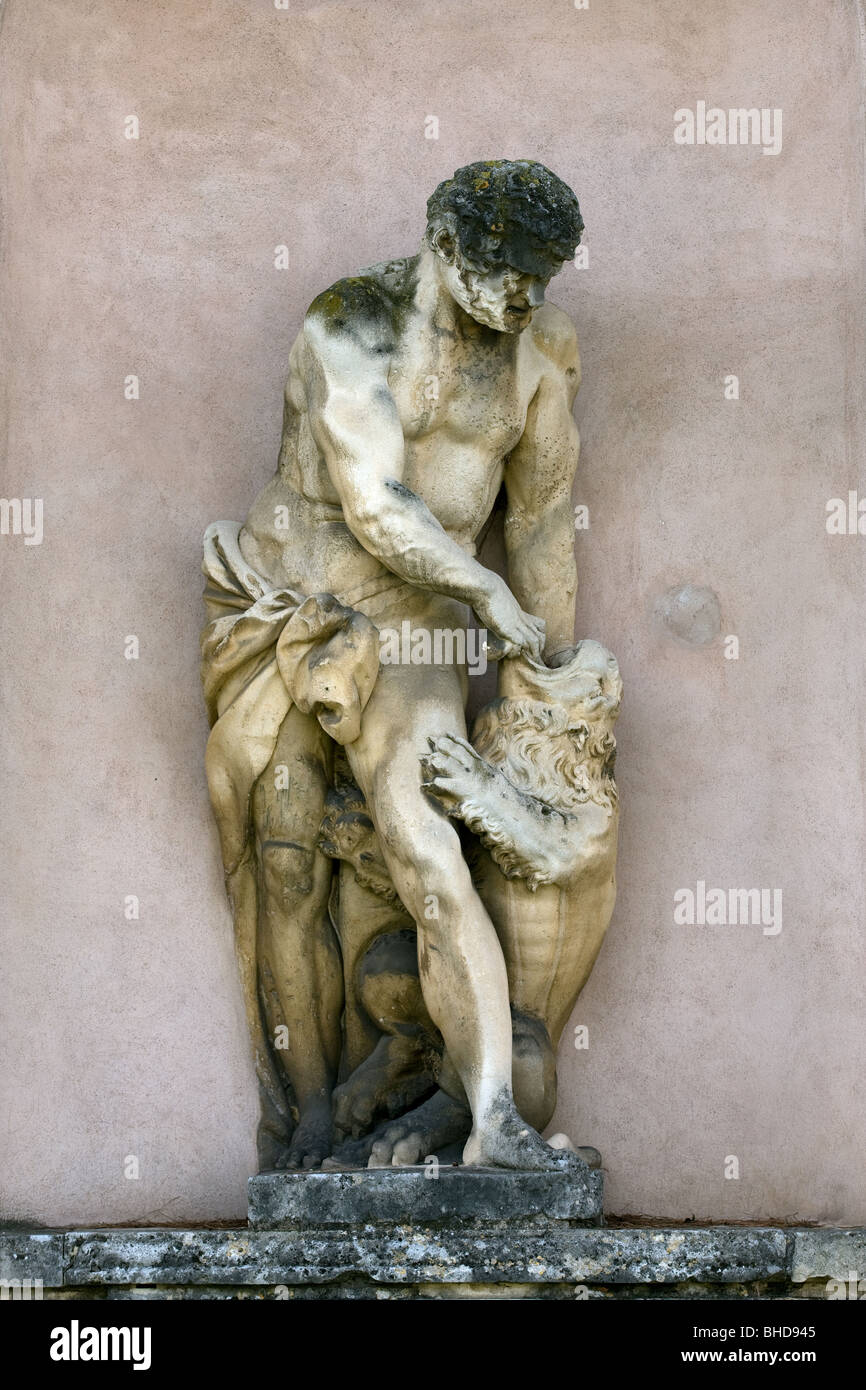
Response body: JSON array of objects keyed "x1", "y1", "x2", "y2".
[
  {"x1": 276, "y1": 1102, "x2": 333, "y2": 1171},
  {"x1": 333, "y1": 1035, "x2": 434, "y2": 1140},
  {"x1": 328, "y1": 1088, "x2": 470, "y2": 1168},
  {"x1": 463, "y1": 1091, "x2": 601, "y2": 1172},
  {"x1": 547, "y1": 1132, "x2": 602, "y2": 1168},
  {"x1": 257, "y1": 1119, "x2": 293, "y2": 1174},
  {"x1": 420, "y1": 733, "x2": 493, "y2": 810}
]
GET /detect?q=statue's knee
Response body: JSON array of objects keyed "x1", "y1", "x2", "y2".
[
  {"x1": 390, "y1": 831, "x2": 468, "y2": 920},
  {"x1": 260, "y1": 841, "x2": 317, "y2": 900},
  {"x1": 511, "y1": 1010, "x2": 557, "y2": 1132}
]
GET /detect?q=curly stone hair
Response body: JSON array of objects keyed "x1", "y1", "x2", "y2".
[
  {"x1": 426, "y1": 159, "x2": 584, "y2": 277},
  {"x1": 472, "y1": 696, "x2": 618, "y2": 817}
]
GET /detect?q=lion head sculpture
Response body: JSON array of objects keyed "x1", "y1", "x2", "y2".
[{"x1": 472, "y1": 639, "x2": 622, "y2": 816}]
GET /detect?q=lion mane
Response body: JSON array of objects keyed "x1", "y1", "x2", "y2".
[
  {"x1": 472, "y1": 696, "x2": 619, "y2": 815},
  {"x1": 450, "y1": 691, "x2": 619, "y2": 890}
]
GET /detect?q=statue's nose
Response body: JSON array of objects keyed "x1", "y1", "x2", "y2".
[{"x1": 527, "y1": 281, "x2": 546, "y2": 308}]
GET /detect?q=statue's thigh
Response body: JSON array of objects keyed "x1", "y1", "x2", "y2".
[
  {"x1": 348, "y1": 657, "x2": 468, "y2": 801},
  {"x1": 252, "y1": 703, "x2": 333, "y2": 849}
]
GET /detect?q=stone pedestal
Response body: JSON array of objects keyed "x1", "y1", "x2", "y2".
[
  {"x1": 249, "y1": 1164, "x2": 603, "y2": 1228},
  {"x1": 243, "y1": 1164, "x2": 602, "y2": 1287}
]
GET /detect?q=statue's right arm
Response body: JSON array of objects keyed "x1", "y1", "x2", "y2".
[{"x1": 302, "y1": 284, "x2": 544, "y2": 658}]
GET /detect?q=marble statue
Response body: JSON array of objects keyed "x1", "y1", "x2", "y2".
[{"x1": 201, "y1": 159, "x2": 621, "y2": 1174}]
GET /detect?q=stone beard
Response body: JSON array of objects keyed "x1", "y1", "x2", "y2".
[{"x1": 201, "y1": 159, "x2": 621, "y2": 1174}]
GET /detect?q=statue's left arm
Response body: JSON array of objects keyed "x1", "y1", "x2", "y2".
[{"x1": 503, "y1": 311, "x2": 581, "y2": 663}]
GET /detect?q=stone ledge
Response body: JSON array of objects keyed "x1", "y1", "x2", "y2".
[
  {"x1": 1, "y1": 1224, "x2": 788, "y2": 1288},
  {"x1": 0, "y1": 1231, "x2": 64, "y2": 1287},
  {"x1": 64, "y1": 1226, "x2": 788, "y2": 1286},
  {"x1": 790, "y1": 1228, "x2": 866, "y2": 1284},
  {"x1": 4, "y1": 1226, "x2": 863, "y2": 1295}
]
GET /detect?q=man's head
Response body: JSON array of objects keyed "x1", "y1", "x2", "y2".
[{"x1": 425, "y1": 159, "x2": 583, "y2": 333}]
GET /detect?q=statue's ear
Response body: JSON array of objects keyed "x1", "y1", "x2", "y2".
[{"x1": 431, "y1": 227, "x2": 456, "y2": 263}]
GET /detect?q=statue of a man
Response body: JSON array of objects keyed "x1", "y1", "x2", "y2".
[{"x1": 202, "y1": 159, "x2": 594, "y2": 1172}]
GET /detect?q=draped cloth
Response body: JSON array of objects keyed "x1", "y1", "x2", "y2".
[{"x1": 200, "y1": 520, "x2": 381, "y2": 1142}]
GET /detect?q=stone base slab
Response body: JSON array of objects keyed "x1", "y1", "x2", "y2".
[
  {"x1": 2, "y1": 1225, "x2": 863, "y2": 1299},
  {"x1": 248, "y1": 1164, "x2": 603, "y2": 1228}
]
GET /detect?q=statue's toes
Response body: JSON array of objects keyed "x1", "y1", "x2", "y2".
[
  {"x1": 329, "y1": 1134, "x2": 373, "y2": 1167},
  {"x1": 421, "y1": 775, "x2": 462, "y2": 805},
  {"x1": 334, "y1": 1087, "x2": 375, "y2": 1138},
  {"x1": 432, "y1": 733, "x2": 476, "y2": 768},
  {"x1": 422, "y1": 747, "x2": 473, "y2": 784},
  {"x1": 576, "y1": 1145, "x2": 603, "y2": 1170},
  {"x1": 390, "y1": 1132, "x2": 423, "y2": 1166},
  {"x1": 332, "y1": 1090, "x2": 354, "y2": 1133},
  {"x1": 367, "y1": 1138, "x2": 395, "y2": 1168}
]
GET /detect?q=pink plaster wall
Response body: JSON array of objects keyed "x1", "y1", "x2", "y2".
[{"x1": 1, "y1": 0, "x2": 864, "y2": 1224}]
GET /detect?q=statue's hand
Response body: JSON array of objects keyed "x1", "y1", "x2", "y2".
[{"x1": 475, "y1": 573, "x2": 545, "y2": 661}]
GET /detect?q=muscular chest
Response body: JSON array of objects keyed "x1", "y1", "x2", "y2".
[{"x1": 387, "y1": 322, "x2": 529, "y2": 453}]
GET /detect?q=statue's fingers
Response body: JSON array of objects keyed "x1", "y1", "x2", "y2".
[{"x1": 482, "y1": 633, "x2": 514, "y2": 661}]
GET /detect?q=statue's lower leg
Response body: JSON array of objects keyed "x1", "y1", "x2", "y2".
[{"x1": 253, "y1": 709, "x2": 342, "y2": 1170}]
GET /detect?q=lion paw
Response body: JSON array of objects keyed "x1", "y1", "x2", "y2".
[{"x1": 420, "y1": 733, "x2": 494, "y2": 809}]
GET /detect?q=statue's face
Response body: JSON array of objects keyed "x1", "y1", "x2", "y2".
[{"x1": 432, "y1": 230, "x2": 555, "y2": 333}]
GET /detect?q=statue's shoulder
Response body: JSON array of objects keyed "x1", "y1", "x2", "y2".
[
  {"x1": 305, "y1": 257, "x2": 416, "y2": 351},
  {"x1": 357, "y1": 256, "x2": 416, "y2": 298},
  {"x1": 528, "y1": 301, "x2": 580, "y2": 374}
]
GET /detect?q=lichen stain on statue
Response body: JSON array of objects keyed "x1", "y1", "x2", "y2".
[{"x1": 200, "y1": 159, "x2": 622, "y2": 1175}]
